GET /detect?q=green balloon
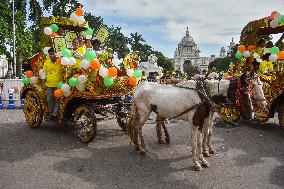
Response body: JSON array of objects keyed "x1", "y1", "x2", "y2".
[
  {"x1": 279, "y1": 15, "x2": 284, "y2": 23},
  {"x1": 86, "y1": 28, "x2": 94, "y2": 35},
  {"x1": 103, "y1": 76, "x2": 114, "y2": 87},
  {"x1": 133, "y1": 70, "x2": 142, "y2": 78},
  {"x1": 23, "y1": 77, "x2": 30, "y2": 85},
  {"x1": 270, "y1": 46, "x2": 280, "y2": 54},
  {"x1": 57, "y1": 81, "x2": 63, "y2": 89},
  {"x1": 62, "y1": 48, "x2": 72, "y2": 57},
  {"x1": 68, "y1": 77, "x2": 78, "y2": 87},
  {"x1": 50, "y1": 24, "x2": 59, "y2": 32},
  {"x1": 235, "y1": 51, "x2": 243, "y2": 59},
  {"x1": 86, "y1": 50, "x2": 97, "y2": 61}
]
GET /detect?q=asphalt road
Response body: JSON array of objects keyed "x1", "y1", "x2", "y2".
[{"x1": 0, "y1": 109, "x2": 283, "y2": 189}]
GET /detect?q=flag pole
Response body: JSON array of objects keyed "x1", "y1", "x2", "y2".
[{"x1": 12, "y1": 0, "x2": 16, "y2": 77}]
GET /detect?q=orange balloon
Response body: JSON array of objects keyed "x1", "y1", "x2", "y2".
[
  {"x1": 271, "y1": 11, "x2": 279, "y2": 19},
  {"x1": 25, "y1": 70, "x2": 33, "y2": 78},
  {"x1": 50, "y1": 32, "x2": 58, "y2": 37},
  {"x1": 108, "y1": 67, "x2": 117, "y2": 77},
  {"x1": 54, "y1": 89, "x2": 64, "y2": 98},
  {"x1": 238, "y1": 45, "x2": 246, "y2": 53},
  {"x1": 128, "y1": 77, "x2": 137, "y2": 86},
  {"x1": 56, "y1": 57, "x2": 62, "y2": 64},
  {"x1": 75, "y1": 7, "x2": 84, "y2": 16},
  {"x1": 74, "y1": 74, "x2": 80, "y2": 78},
  {"x1": 90, "y1": 59, "x2": 100, "y2": 70},
  {"x1": 247, "y1": 45, "x2": 256, "y2": 52},
  {"x1": 278, "y1": 51, "x2": 284, "y2": 60}
]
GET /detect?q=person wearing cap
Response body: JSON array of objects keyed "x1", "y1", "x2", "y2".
[{"x1": 43, "y1": 48, "x2": 63, "y2": 120}]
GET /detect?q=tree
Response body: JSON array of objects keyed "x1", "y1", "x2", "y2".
[
  {"x1": 42, "y1": 0, "x2": 82, "y2": 17},
  {"x1": 154, "y1": 51, "x2": 174, "y2": 72},
  {"x1": 183, "y1": 60, "x2": 199, "y2": 77},
  {"x1": 129, "y1": 32, "x2": 145, "y2": 52},
  {"x1": 106, "y1": 26, "x2": 130, "y2": 59}
]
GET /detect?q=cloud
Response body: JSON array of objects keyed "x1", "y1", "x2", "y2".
[{"x1": 79, "y1": 0, "x2": 284, "y2": 57}]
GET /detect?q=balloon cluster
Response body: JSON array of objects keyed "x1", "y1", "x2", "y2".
[
  {"x1": 69, "y1": 7, "x2": 86, "y2": 25},
  {"x1": 44, "y1": 24, "x2": 60, "y2": 36},
  {"x1": 270, "y1": 11, "x2": 284, "y2": 28},
  {"x1": 61, "y1": 48, "x2": 76, "y2": 66},
  {"x1": 235, "y1": 44, "x2": 284, "y2": 63},
  {"x1": 22, "y1": 70, "x2": 38, "y2": 85},
  {"x1": 126, "y1": 69, "x2": 142, "y2": 86}
]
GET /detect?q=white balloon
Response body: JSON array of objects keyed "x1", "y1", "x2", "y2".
[
  {"x1": 30, "y1": 76, "x2": 38, "y2": 84},
  {"x1": 70, "y1": 12, "x2": 78, "y2": 21},
  {"x1": 64, "y1": 89, "x2": 72, "y2": 97},
  {"x1": 86, "y1": 35, "x2": 92, "y2": 39},
  {"x1": 61, "y1": 84, "x2": 71, "y2": 93},
  {"x1": 257, "y1": 58, "x2": 263, "y2": 63},
  {"x1": 80, "y1": 31, "x2": 86, "y2": 38},
  {"x1": 69, "y1": 57, "x2": 76, "y2": 66},
  {"x1": 43, "y1": 47, "x2": 50, "y2": 55},
  {"x1": 77, "y1": 16, "x2": 85, "y2": 24},
  {"x1": 99, "y1": 66, "x2": 108, "y2": 78},
  {"x1": 44, "y1": 27, "x2": 52, "y2": 35},
  {"x1": 243, "y1": 50, "x2": 250, "y2": 58},
  {"x1": 76, "y1": 83, "x2": 85, "y2": 91},
  {"x1": 270, "y1": 20, "x2": 278, "y2": 28},
  {"x1": 39, "y1": 69, "x2": 46, "y2": 79},
  {"x1": 78, "y1": 75, "x2": 87, "y2": 84},
  {"x1": 269, "y1": 54, "x2": 278, "y2": 62},
  {"x1": 61, "y1": 57, "x2": 70, "y2": 65},
  {"x1": 80, "y1": 59, "x2": 90, "y2": 69},
  {"x1": 127, "y1": 69, "x2": 134, "y2": 77}
]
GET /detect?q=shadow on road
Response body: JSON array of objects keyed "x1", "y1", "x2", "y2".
[
  {"x1": 52, "y1": 145, "x2": 198, "y2": 189},
  {"x1": 214, "y1": 119, "x2": 284, "y2": 188}
]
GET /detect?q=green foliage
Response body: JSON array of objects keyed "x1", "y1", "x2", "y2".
[
  {"x1": 106, "y1": 27, "x2": 130, "y2": 59},
  {"x1": 183, "y1": 60, "x2": 199, "y2": 77},
  {"x1": 154, "y1": 51, "x2": 174, "y2": 72},
  {"x1": 42, "y1": 0, "x2": 82, "y2": 17}
]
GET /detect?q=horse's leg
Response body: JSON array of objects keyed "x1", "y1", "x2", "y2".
[
  {"x1": 161, "y1": 121, "x2": 170, "y2": 144},
  {"x1": 155, "y1": 116, "x2": 164, "y2": 144},
  {"x1": 191, "y1": 125, "x2": 203, "y2": 171},
  {"x1": 197, "y1": 127, "x2": 209, "y2": 168},
  {"x1": 207, "y1": 112, "x2": 217, "y2": 154},
  {"x1": 137, "y1": 110, "x2": 151, "y2": 155},
  {"x1": 202, "y1": 115, "x2": 211, "y2": 157}
]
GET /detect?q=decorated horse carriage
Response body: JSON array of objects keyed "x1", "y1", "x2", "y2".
[
  {"x1": 20, "y1": 13, "x2": 141, "y2": 143},
  {"x1": 220, "y1": 12, "x2": 284, "y2": 127}
]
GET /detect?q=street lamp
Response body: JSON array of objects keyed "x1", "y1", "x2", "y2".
[{"x1": 12, "y1": 0, "x2": 16, "y2": 77}]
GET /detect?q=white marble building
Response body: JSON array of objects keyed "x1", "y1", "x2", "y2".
[
  {"x1": 173, "y1": 27, "x2": 233, "y2": 73},
  {"x1": 138, "y1": 54, "x2": 163, "y2": 77}
]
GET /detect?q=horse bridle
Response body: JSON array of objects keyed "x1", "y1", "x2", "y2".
[{"x1": 248, "y1": 76, "x2": 266, "y2": 104}]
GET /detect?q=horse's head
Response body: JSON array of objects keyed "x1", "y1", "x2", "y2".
[{"x1": 249, "y1": 74, "x2": 267, "y2": 109}]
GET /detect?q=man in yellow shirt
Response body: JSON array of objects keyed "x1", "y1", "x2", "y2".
[
  {"x1": 43, "y1": 48, "x2": 63, "y2": 120},
  {"x1": 258, "y1": 53, "x2": 274, "y2": 82}
]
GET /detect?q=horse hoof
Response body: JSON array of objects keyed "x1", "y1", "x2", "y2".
[
  {"x1": 158, "y1": 139, "x2": 164, "y2": 144},
  {"x1": 135, "y1": 146, "x2": 140, "y2": 151},
  {"x1": 201, "y1": 162, "x2": 210, "y2": 168},
  {"x1": 203, "y1": 151, "x2": 210, "y2": 157},
  {"x1": 194, "y1": 165, "x2": 203, "y2": 171},
  {"x1": 209, "y1": 149, "x2": 217, "y2": 154},
  {"x1": 165, "y1": 138, "x2": 170, "y2": 144},
  {"x1": 139, "y1": 149, "x2": 147, "y2": 156}
]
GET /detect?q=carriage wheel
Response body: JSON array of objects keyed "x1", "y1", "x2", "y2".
[
  {"x1": 73, "y1": 104, "x2": 97, "y2": 143},
  {"x1": 219, "y1": 106, "x2": 241, "y2": 123},
  {"x1": 23, "y1": 91, "x2": 43, "y2": 129},
  {"x1": 278, "y1": 103, "x2": 284, "y2": 128},
  {"x1": 116, "y1": 103, "x2": 131, "y2": 132}
]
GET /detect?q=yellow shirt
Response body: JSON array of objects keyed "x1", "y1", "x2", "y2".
[
  {"x1": 73, "y1": 46, "x2": 87, "y2": 69},
  {"x1": 43, "y1": 59, "x2": 63, "y2": 87},
  {"x1": 258, "y1": 60, "x2": 273, "y2": 81}
]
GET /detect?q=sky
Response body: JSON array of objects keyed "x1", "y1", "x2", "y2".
[{"x1": 78, "y1": 0, "x2": 284, "y2": 58}]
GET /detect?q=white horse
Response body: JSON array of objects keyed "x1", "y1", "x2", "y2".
[{"x1": 128, "y1": 74, "x2": 266, "y2": 171}]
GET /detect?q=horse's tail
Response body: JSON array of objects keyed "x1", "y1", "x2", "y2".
[{"x1": 128, "y1": 102, "x2": 138, "y2": 143}]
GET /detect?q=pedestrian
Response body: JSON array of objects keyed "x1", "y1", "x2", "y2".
[{"x1": 43, "y1": 48, "x2": 63, "y2": 121}]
